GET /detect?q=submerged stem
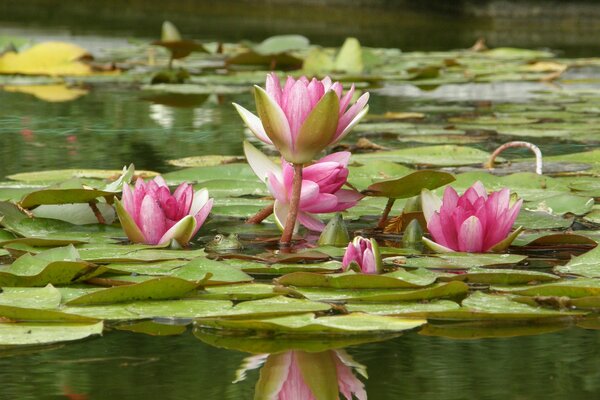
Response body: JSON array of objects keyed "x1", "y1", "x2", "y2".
[
  {"x1": 246, "y1": 203, "x2": 274, "y2": 224},
  {"x1": 280, "y1": 163, "x2": 303, "y2": 246},
  {"x1": 377, "y1": 198, "x2": 396, "y2": 229},
  {"x1": 89, "y1": 202, "x2": 106, "y2": 224}
]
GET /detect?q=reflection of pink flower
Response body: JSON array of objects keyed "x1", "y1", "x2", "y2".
[
  {"x1": 342, "y1": 236, "x2": 381, "y2": 274},
  {"x1": 244, "y1": 141, "x2": 362, "y2": 232},
  {"x1": 238, "y1": 350, "x2": 367, "y2": 400},
  {"x1": 116, "y1": 176, "x2": 213, "y2": 246},
  {"x1": 234, "y1": 73, "x2": 369, "y2": 164},
  {"x1": 422, "y1": 181, "x2": 522, "y2": 253}
]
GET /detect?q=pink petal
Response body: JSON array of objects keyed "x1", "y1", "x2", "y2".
[
  {"x1": 321, "y1": 76, "x2": 333, "y2": 91},
  {"x1": 191, "y1": 198, "x2": 213, "y2": 237},
  {"x1": 361, "y1": 248, "x2": 377, "y2": 274},
  {"x1": 265, "y1": 72, "x2": 282, "y2": 105},
  {"x1": 334, "y1": 355, "x2": 367, "y2": 400},
  {"x1": 121, "y1": 183, "x2": 136, "y2": 220},
  {"x1": 336, "y1": 92, "x2": 370, "y2": 136},
  {"x1": 298, "y1": 180, "x2": 321, "y2": 208},
  {"x1": 139, "y1": 195, "x2": 167, "y2": 245},
  {"x1": 441, "y1": 186, "x2": 459, "y2": 211},
  {"x1": 152, "y1": 176, "x2": 169, "y2": 188},
  {"x1": 342, "y1": 242, "x2": 359, "y2": 270},
  {"x1": 266, "y1": 173, "x2": 288, "y2": 203},
  {"x1": 174, "y1": 183, "x2": 193, "y2": 217},
  {"x1": 339, "y1": 84, "x2": 355, "y2": 113},
  {"x1": 282, "y1": 80, "x2": 312, "y2": 142},
  {"x1": 458, "y1": 216, "x2": 484, "y2": 252},
  {"x1": 318, "y1": 151, "x2": 351, "y2": 166},
  {"x1": 278, "y1": 352, "x2": 317, "y2": 400},
  {"x1": 232, "y1": 103, "x2": 273, "y2": 145},
  {"x1": 427, "y1": 212, "x2": 453, "y2": 250},
  {"x1": 298, "y1": 212, "x2": 326, "y2": 232},
  {"x1": 300, "y1": 193, "x2": 339, "y2": 213},
  {"x1": 306, "y1": 78, "x2": 325, "y2": 108},
  {"x1": 329, "y1": 82, "x2": 343, "y2": 99}
]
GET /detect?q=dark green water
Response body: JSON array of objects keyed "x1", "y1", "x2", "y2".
[
  {"x1": 2, "y1": 3, "x2": 600, "y2": 399},
  {"x1": 1, "y1": 326, "x2": 599, "y2": 399}
]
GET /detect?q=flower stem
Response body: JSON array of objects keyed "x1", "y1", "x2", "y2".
[
  {"x1": 88, "y1": 201, "x2": 106, "y2": 224},
  {"x1": 280, "y1": 163, "x2": 303, "y2": 246},
  {"x1": 485, "y1": 141, "x2": 543, "y2": 175},
  {"x1": 246, "y1": 203, "x2": 274, "y2": 224},
  {"x1": 377, "y1": 198, "x2": 396, "y2": 229}
]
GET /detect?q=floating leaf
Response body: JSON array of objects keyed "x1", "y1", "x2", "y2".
[
  {"x1": 0, "y1": 321, "x2": 103, "y2": 345},
  {"x1": 0, "y1": 42, "x2": 93, "y2": 76},
  {"x1": 65, "y1": 277, "x2": 203, "y2": 305},
  {"x1": 394, "y1": 253, "x2": 527, "y2": 270},
  {"x1": 426, "y1": 292, "x2": 583, "y2": 321},
  {"x1": 287, "y1": 281, "x2": 468, "y2": 302},
  {"x1": 346, "y1": 300, "x2": 460, "y2": 317},
  {"x1": 492, "y1": 278, "x2": 600, "y2": 298},
  {"x1": 420, "y1": 320, "x2": 570, "y2": 339},
  {"x1": 115, "y1": 321, "x2": 187, "y2": 336},
  {"x1": 352, "y1": 145, "x2": 493, "y2": 167},
  {"x1": 444, "y1": 268, "x2": 559, "y2": 285},
  {"x1": 3, "y1": 84, "x2": 88, "y2": 102},
  {"x1": 0, "y1": 245, "x2": 103, "y2": 287},
  {"x1": 276, "y1": 269, "x2": 437, "y2": 289},
  {"x1": 196, "y1": 312, "x2": 426, "y2": 335},
  {"x1": 555, "y1": 245, "x2": 600, "y2": 278},
  {"x1": 364, "y1": 170, "x2": 455, "y2": 198}
]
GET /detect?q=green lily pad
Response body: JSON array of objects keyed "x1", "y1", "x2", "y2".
[
  {"x1": 554, "y1": 246, "x2": 600, "y2": 278},
  {"x1": 364, "y1": 170, "x2": 455, "y2": 199},
  {"x1": 426, "y1": 292, "x2": 583, "y2": 321},
  {"x1": 0, "y1": 202, "x2": 119, "y2": 244},
  {"x1": 63, "y1": 299, "x2": 232, "y2": 320},
  {"x1": 0, "y1": 245, "x2": 104, "y2": 286},
  {"x1": 0, "y1": 321, "x2": 103, "y2": 345},
  {"x1": 115, "y1": 321, "x2": 187, "y2": 336},
  {"x1": 225, "y1": 259, "x2": 342, "y2": 275},
  {"x1": 515, "y1": 210, "x2": 574, "y2": 230},
  {"x1": 196, "y1": 283, "x2": 277, "y2": 301},
  {"x1": 6, "y1": 169, "x2": 156, "y2": 184},
  {"x1": 492, "y1": 278, "x2": 600, "y2": 298},
  {"x1": 276, "y1": 269, "x2": 437, "y2": 289},
  {"x1": 65, "y1": 277, "x2": 203, "y2": 305},
  {"x1": 351, "y1": 145, "x2": 493, "y2": 167},
  {"x1": 196, "y1": 312, "x2": 426, "y2": 335},
  {"x1": 443, "y1": 268, "x2": 560, "y2": 285},
  {"x1": 194, "y1": 328, "x2": 396, "y2": 354},
  {"x1": 397, "y1": 253, "x2": 527, "y2": 270},
  {"x1": 287, "y1": 281, "x2": 468, "y2": 302},
  {"x1": 346, "y1": 300, "x2": 460, "y2": 316},
  {"x1": 170, "y1": 258, "x2": 253, "y2": 285}
]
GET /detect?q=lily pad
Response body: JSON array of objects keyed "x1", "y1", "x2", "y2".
[
  {"x1": 346, "y1": 300, "x2": 460, "y2": 316},
  {"x1": 555, "y1": 246, "x2": 600, "y2": 278},
  {"x1": 0, "y1": 245, "x2": 103, "y2": 287},
  {"x1": 276, "y1": 269, "x2": 437, "y2": 289},
  {"x1": 351, "y1": 145, "x2": 493, "y2": 167},
  {"x1": 65, "y1": 277, "x2": 203, "y2": 305},
  {"x1": 396, "y1": 253, "x2": 527, "y2": 270},
  {"x1": 492, "y1": 278, "x2": 600, "y2": 298},
  {"x1": 0, "y1": 321, "x2": 103, "y2": 345},
  {"x1": 286, "y1": 281, "x2": 468, "y2": 302},
  {"x1": 363, "y1": 170, "x2": 455, "y2": 199},
  {"x1": 196, "y1": 312, "x2": 426, "y2": 335}
]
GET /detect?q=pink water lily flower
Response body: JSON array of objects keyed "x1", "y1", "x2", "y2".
[
  {"x1": 115, "y1": 176, "x2": 213, "y2": 246},
  {"x1": 342, "y1": 236, "x2": 382, "y2": 274},
  {"x1": 244, "y1": 141, "x2": 362, "y2": 232},
  {"x1": 234, "y1": 73, "x2": 369, "y2": 164},
  {"x1": 421, "y1": 181, "x2": 523, "y2": 253},
  {"x1": 236, "y1": 350, "x2": 367, "y2": 400}
]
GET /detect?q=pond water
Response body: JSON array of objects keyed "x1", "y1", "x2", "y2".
[{"x1": 2, "y1": 3, "x2": 600, "y2": 400}]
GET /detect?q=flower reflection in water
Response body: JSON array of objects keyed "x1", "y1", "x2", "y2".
[{"x1": 235, "y1": 349, "x2": 367, "y2": 400}]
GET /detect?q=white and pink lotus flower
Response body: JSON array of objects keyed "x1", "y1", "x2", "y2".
[
  {"x1": 244, "y1": 141, "x2": 362, "y2": 232},
  {"x1": 115, "y1": 176, "x2": 213, "y2": 246},
  {"x1": 421, "y1": 181, "x2": 523, "y2": 253},
  {"x1": 234, "y1": 73, "x2": 369, "y2": 164}
]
